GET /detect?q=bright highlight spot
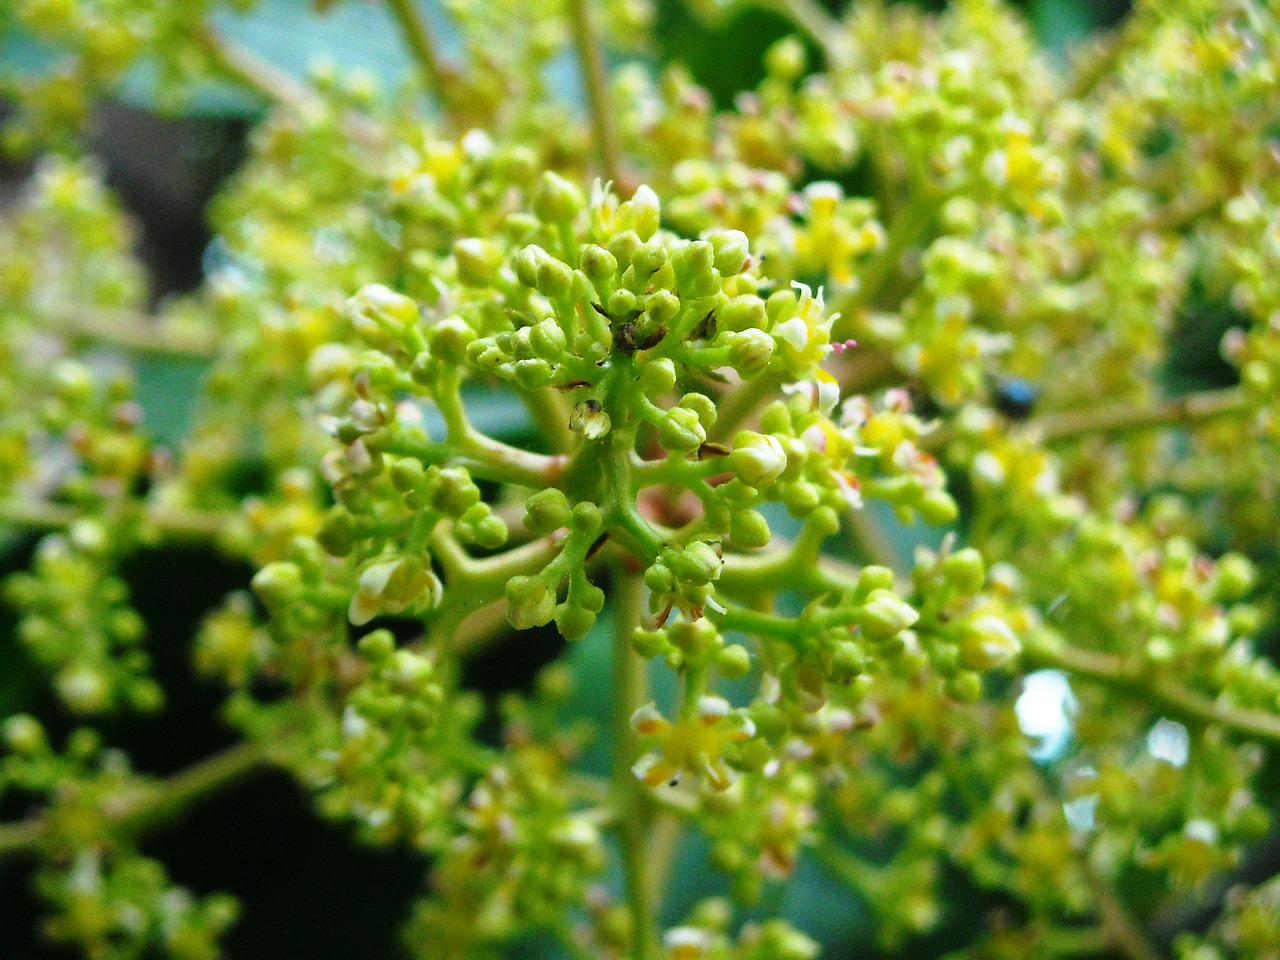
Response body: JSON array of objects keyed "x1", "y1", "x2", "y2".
[{"x1": 1015, "y1": 669, "x2": 1076, "y2": 762}]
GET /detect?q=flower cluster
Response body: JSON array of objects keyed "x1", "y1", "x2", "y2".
[{"x1": 2, "y1": 1, "x2": 1280, "y2": 959}]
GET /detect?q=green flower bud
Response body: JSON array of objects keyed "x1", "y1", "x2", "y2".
[
  {"x1": 427, "y1": 316, "x2": 476, "y2": 366},
  {"x1": 515, "y1": 357, "x2": 554, "y2": 390},
  {"x1": 428, "y1": 466, "x2": 481, "y2": 517},
  {"x1": 556, "y1": 603, "x2": 597, "y2": 641},
  {"x1": 357, "y1": 629, "x2": 396, "y2": 662},
  {"x1": 668, "y1": 540, "x2": 722, "y2": 585},
  {"x1": 765, "y1": 35, "x2": 806, "y2": 80},
  {"x1": 680, "y1": 392, "x2": 717, "y2": 429},
  {"x1": 627, "y1": 183, "x2": 661, "y2": 240},
  {"x1": 452, "y1": 237, "x2": 503, "y2": 286},
  {"x1": 669, "y1": 617, "x2": 721, "y2": 658},
  {"x1": 645, "y1": 289, "x2": 681, "y2": 327},
  {"x1": 581, "y1": 244, "x2": 618, "y2": 283},
  {"x1": 659, "y1": 406, "x2": 707, "y2": 452},
  {"x1": 632, "y1": 628, "x2": 668, "y2": 658},
  {"x1": 718, "y1": 644, "x2": 752, "y2": 678},
  {"x1": 346, "y1": 284, "x2": 418, "y2": 346},
  {"x1": 3, "y1": 714, "x2": 45, "y2": 755},
  {"x1": 719, "y1": 295, "x2": 767, "y2": 333},
  {"x1": 524, "y1": 488, "x2": 572, "y2": 535},
  {"x1": 942, "y1": 548, "x2": 985, "y2": 594},
  {"x1": 507, "y1": 575, "x2": 556, "y2": 630},
  {"x1": 608, "y1": 287, "x2": 637, "y2": 317},
  {"x1": 731, "y1": 431, "x2": 788, "y2": 485},
  {"x1": 530, "y1": 318, "x2": 568, "y2": 359},
  {"x1": 640, "y1": 358, "x2": 677, "y2": 396},
  {"x1": 709, "y1": 229, "x2": 750, "y2": 275},
  {"x1": 831, "y1": 641, "x2": 867, "y2": 682},
  {"x1": 608, "y1": 230, "x2": 642, "y2": 271},
  {"x1": 533, "y1": 171, "x2": 585, "y2": 223},
  {"x1": 535, "y1": 256, "x2": 574, "y2": 299},
  {"x1": 388, "y1": 649, "x2": 434, "y2": 694},
  {"x1": 570, "y1": 501, "x2": 603, "y2": 532},
  {"x1": 645, "y1": 561, "x2": 675, "y2": 594},
  {"x1": 575, "y1": 580, "x2": 606, "y2": 612},
  {"x1": 51, "y1": 360, "x2": 94, "y2": 404},
  {"x1": 57, "y1": 666, "x2": 109, "y2": 713},
  {"x1": 307, "y1": 343, "x2": 358, "y2": 389},
  {"x1": 781, "y1": 479, "x2": 822, "y2": 515},
  {"x1": 945, "y1": 672, "x2": 983, "y2": 703},
  {"x1": 674, "y1": 240, "x2": 718, "y2": 298},
  {"x1": 729, "y1": 508, "x2": 772, "y2": 549},
  {"x1": 958, "y1": 614, "x2": 1020, "y2": 669},
  {"x1": 457, "y1": 505, "x2": 509, "y2": 549},
  {"x1": 252, "y1": 561, "x2": 304, "y2": 611},
  {"x1": 316, "y1": 508, "x2": 357, "y2": 557},
  {"x1": 389, "y1": 458, "x2": 426, "y2": 493},
  {"x1": 857, "y1": 589, "x2": 919, "y2": 641},
  {"x1": 726, "y1": 328, "x2": 775, "y2": 375},
  {"x1": 630, "y1": 241, "x2": 669, "y2": 281},
  {"x1": 857, "y1": 565, "x2": 896, "y2": 594},
  {"x1": 1214, "y1": 552, "x2": 1255, "y2": 601},
  {"x1": 918, "y1": 489, "x2": 959, "y2": 525},
  {"x1": 514, "y1": 244, "x2": 547, "y2": 287}
]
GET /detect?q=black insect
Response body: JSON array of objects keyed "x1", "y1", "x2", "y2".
[
  {"x1": 615, "y1": 321, "x2": 637, "y2": 353},
  {"x1": 994, "y1": 377, "x2": 1040, "y2": 420}
]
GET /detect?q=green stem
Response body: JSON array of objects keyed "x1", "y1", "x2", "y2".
[
  {"x1": 846, "y1": 506, "x2": 900, "y2": 571},
  {"x1": 1030, "y1": 386, "x2": 1248, "y2": 445},
  {"x1": 611, "y1": 572, "x2": 658, "y2": 960},
  {"x1": 121, "y1": 741, "x2": 267, "y2": 833},
  {"x1": 520, "y1": 388, "x2": 575, "y2": 455},
  {"x1": 0, "y1": 498, "x2": 230, "y2": 545},
  {"x1": 709, "y1": 370, "x2": 784, "y2": 443},
  {"x1": 0, "y1": 741, "x2": 267, "y2": 860},
  {"x1": 376, "y1": 431, "x2": 566, "y2": 489},
  {"x1": 565, "y1": 0, "x2": 624, "y2": 185},
  {"x1": 427, "y1": 527, "x2": 562, "y2": 648},
  {"x1": 384, "y1": 0, "x2": 460, "y2": 123},
  {"x1": 0, "y1": 817, "x2": 44, "y2": 858},
  {"x1": 1026, "y1": 640, "x2": 1280, "y2": 745},
  {"x1": 719, "y1": 542, "x2": 859, "y2": 596},
  {"x1": 42, "y1": 309, "x2": 216, "y2": 359},
  {"x1": 923, "y1": 386, "x2": 1249, "y2": 454},
  {"x1": 195, "y1": 24, "x2": 317, "y2": 113},
  {"x1": 1094, "y1": 880, "x2": 1163, "y2": 960},
  {"x1": 195, "y1": 24, "x2": 382, "y2": 145},
  {"x1": 851, "y1": 186, "x2": 938, "y2": 311},
  {"x1": 1041, "y1": 926, "x2": 1113, "y2": 957}
]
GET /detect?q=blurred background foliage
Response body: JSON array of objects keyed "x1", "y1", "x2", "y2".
[{"x1": 0, "y1": 1, "x2": 1233, "y2": 958}]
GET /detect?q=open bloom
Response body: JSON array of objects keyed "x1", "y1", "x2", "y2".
[{"x1": 631, "y1": 696, "x2": 757, "y2": 792}]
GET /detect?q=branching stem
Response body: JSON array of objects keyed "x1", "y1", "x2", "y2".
[
  {"x1": 0, "y1": 741, "x2": 267, "y2": 860},
  {"x1": 1030, "y1": 386, "x2": 1248, "y2": 445},
  {"x1": 1026, "y1": 640, "x2": 1280, "y2": 745},
  {"x1": 385, "y1": 0, "x2": 461, "y2": 124}
]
